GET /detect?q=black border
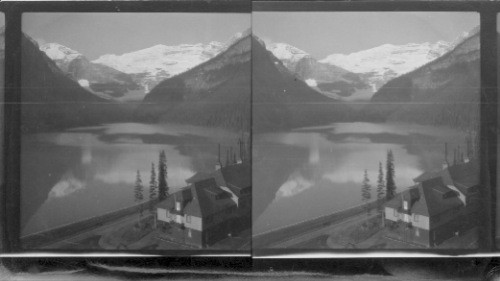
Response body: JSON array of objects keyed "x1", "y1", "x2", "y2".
[
  {"x1": 251, "y1": 0, "x2": 498, "y2": 257},
  {"x1": 1, "y1": 0, "x2": 252, "y2": 256},
  {"x1": 0, "y1": 0, "x2": 498, "y2": 260}
]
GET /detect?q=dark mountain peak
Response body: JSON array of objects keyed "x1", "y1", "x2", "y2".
[
  {"x1": 21, "y1": 32, "x2": 125, "y2": 133},
  {"x1": 39, "y1": 42, "x2": 141, "y2": 100},
  {"x1": 137, "y1": 31, "x2": 251, "y2": 131},
  {"x1": 252, "y1": 33, "x2": 355, "y2": 132},
  {"x1": 368, "y1": 30, "x2": 479, "y2": 131}
]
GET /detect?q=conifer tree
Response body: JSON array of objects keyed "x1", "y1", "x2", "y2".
[
  {"x1": 158, "y1": 150, "x2": 169, "y2": 201},
  {"x1": 134, "y1": 170, "x2": 144, "y2": 217},
  {"x1": 376, "y1": 162, "x2": 385, "y2": 213},
  {"x1": 362, "y1": 169, "x2": 372, "y2": 215},
  {"x1": 385, "y1": 150, "x2": 396, "y2": 201},
  {"x1": 149, "y1": 163, "x2": 158, "y2": 214}
]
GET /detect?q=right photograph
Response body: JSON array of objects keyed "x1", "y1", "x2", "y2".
[{"x1": 252, "y1": 12, "x2": 480, "y2": 250}]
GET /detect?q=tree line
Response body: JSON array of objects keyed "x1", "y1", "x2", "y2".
[
  {"x1": 361, "y1": 149, "x2": 396, "y2": 215},
  {"x1": 134, "y1": 150, "x2": 169, "y2": 219}
]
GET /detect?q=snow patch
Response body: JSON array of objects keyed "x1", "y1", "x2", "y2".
[
  {"x1": 276, "y1": 174, "x2": 313, "y2": 199},
  {"x1": 49, "y1": 174, "x2": 86, "y2": 198},
  {"x1": 40, "y1": 43, "x2": 82, "y2": 62},
  {"x1": 320, "y1": 41, "x2": 453, "y2": 91},
  {"x1": 78, "y1": 79, "x2": 90, "y2": 87},
  {"x1": 267, "y1": 43, "x2": 309, "y2": 64},
  {"x1": 305, "y1": 79, "x2": 317, "y2": 87},
  {"x1": 91, "y1": 29, "x2": 248, "y2": 90}
]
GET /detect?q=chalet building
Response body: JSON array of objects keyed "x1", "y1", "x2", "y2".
[
  {"x1": 413, "y1": 160, "x2": 479, "y2": 213},
  {"x1": 156, "y1": 178, "x2": 238, "y2": 248},
  {"x1": 384, "y1": 160, "x2": 479, "y2": 247},
  {"x1": 186, "y1": 162, "x2": 251, "y2": 216},
  {"x1": 156, "y1": 142, "x2": 251, "y2": 248}
]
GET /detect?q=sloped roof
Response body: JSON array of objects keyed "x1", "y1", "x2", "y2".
[
  {"x1": 385, "y1": 178, "x2": 463, "y2": 217},
  {"x1": 183, "y1": 162, "x2": 251, "y2": 197},
  {"x1": 220, "y1": 162, "x2": 251, "y2": 196},
  {"x1": 447, "y1": 161, "x2": 479, "y2": 193},
  {"x1": 158, "y1": 179, "x2": 235, "y2": 218},
  {"x1": 413, "y1": 160, "x2": 479, "y2": 195},
  {"x1": 416, "y1": 178, "x2": 462, "y2": 216},
  {"x1": 157, "y1": 186, "x2": 191, "y2": 211},
  {"x1": 186, "y1": 178, "x2": 235, "y2": 218}
]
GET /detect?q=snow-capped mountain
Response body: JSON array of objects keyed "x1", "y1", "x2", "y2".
[
  {"x1": 320, "y1": 41, "x2": 453, "y2": 91},
  {"x1": 92, "y1": 30, "x2": 251, "y2": 93},
  {"x1": 39, "y1": 29, "x2": 250, "y2": 99},
  {"x1": 40, "y1": 43, "x2": 84, "y2": 72},
  {"x1": 40, "y1": 43, "x2": 141, "y2": 101},
  {"x1": 265, "y1": 42, "x2": 370, "y2": 100},
  {"x1": 266, "y1": 43, "x2": 310, "y2": 70},
  {"x1": 137, "y1": 34, "x2": 251, "y2": 130},
  {"x1": 92, "y1": 42, "x2": 225, "y2": 92},
  {"x1": 367, "y1": 29, "x2": 480, "y2": 130}
]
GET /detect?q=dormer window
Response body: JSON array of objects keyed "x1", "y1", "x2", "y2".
[
  {"x1": 403, "y1": 201, "x2": 408, "y2": 210},
  {"x1": 176, "y1": 202, "x2": 181, "y2": 211}
]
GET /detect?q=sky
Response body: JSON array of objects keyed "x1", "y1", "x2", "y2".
[
  {"x1": 23, "y1": 13, "x2": 250, "y2": 60},
  {"x1": 254, "y1": 12, "x2": 479, "y2": 59}
]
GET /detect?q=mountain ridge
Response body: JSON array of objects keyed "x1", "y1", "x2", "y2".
[
  {"x1": 136, "y1": 33, "x2": 251, "y2": 131},
  {"x1": 366, "y1": 29, "x2": 480, "y2": 130},
  {"x1": 40, "y1": 42, "x2": 142, "y2": 101},
  {"x1": 266, "y1": 42, "x2": 371, "y2": 101}
]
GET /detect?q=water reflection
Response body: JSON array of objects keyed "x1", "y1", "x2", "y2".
[
  {"x1": 22, "y1": 123, "x2": 237, "y2": 236},
  {"x1": 253, "y1": 122, "x2": 466, "y2": 235}
]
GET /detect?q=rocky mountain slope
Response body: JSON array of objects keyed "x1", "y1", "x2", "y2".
[
  {"x1": 93, "y1": 29, "x2": 251, "y2": 95},
  {"x1": 22, "y1": 33, "x2": 135, "y2": 229},
  {"x1": 41, "y1": 43, "x2": 142, "y2": 101},
  {"x1": 367, "y1": 29, "x2": 480, "y2": 131},
  {"x1": 267, "y1": 43, "x2": 370, "y2": 100},
  {"x1": 22, "y1": 34, "x2": 132, "y2": 134},
  {"x1": 321, "y1": 41, "x2": 453, "y2": 92},
  {"x1": 136, "y1": 34, "x2": 251, "y2": 131},
  {"x1": 253, "y1": 36, "x2": 353, "y2": 132}
]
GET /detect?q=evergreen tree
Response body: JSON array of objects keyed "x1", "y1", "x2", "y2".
[
  {"x1": 149, "y1": 163, "x2": 158, "y2": 214},
  {"x1": 134, "y1": 170, "x2": 144, "y2": 217},
  {"x1": 376, "y1": 162, "x2": 385, "y2": 213},
  {"x1": 158, "y1": 150, "x2": 169, "y2": 201},
  {"x1": 361, "y1": 169, "x2": 372, "y2": 215},
  {"x1": 385, "y1": 150, "x2": 396, "y2": 201}
]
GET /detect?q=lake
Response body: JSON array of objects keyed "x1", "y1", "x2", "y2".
[
  {"x1": 21, "y1": 122, "x2": 239, "y2": 236},
  {"x1": 253, "y1": 122, "x2": 470, "y2": 235}
]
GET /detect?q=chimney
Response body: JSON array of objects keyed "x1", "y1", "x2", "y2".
[
  {"x1": 238, "y1": 139, "x2": 243, "y2": 163},
  {"x1": 215, "y1": 144, "x2": 222, "y2": 170}
]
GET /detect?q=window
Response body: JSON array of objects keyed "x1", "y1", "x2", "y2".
[
  {"x1": 393, "y1": 209, "x2": 398, "y2": 217},
  {"x1": 188, "y1": 229, "x2": 192, "y2": 238},
  {"x1": 186, "y1": 215, "x2": 191, "y2": 223},
  {"x1": 415, "y1": 228, "x2": 420, "y2": 237},
  {"x1": 176, "y1": 202, "x2": 181, "y2": 211},
  {"x1": 403, "y1": 201, "x2": 408, "y2": 210},
  {"x1": 403, "y1": 214, "x2": 410, "y2": 223}
]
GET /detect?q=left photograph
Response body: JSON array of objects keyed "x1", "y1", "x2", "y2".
[{"x1": 20, "y1": 13, "x2": 251, "y2": 251}]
